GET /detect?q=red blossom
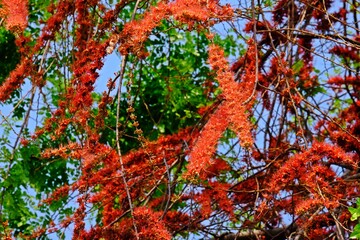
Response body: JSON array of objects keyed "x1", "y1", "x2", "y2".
[
  {"x1": 187, "y1": 42, "x2": 257, "y2": 177},
  {"x1": 134, "y1": 207, "x2": 172, "y2": 239},
  {"x1": 329, "y1": 45, "x2": 360, "y2": 62},
  {"x1": 2, "y1": 0, "x2": 28, "y2": 32},
  {"x1": 0, "y1": 58, "x2": 32, "y2": 102},
  {"x1": 186, "y1": 105, "x2": 229, "y2": 177}
]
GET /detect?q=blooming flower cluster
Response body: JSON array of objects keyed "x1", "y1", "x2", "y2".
[
  {"x1": 186, "y1": 42, "x2": 257, "y2": 176},
  {"x1": 1, "y1": 0, "x2": 28, "y2": 33}
]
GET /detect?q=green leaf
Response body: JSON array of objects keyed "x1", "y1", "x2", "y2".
[
  {"x1": 350, "y1": 224, "x2": 360, "y2": 239},
  {"x1": 349, "y1": 206, "x2": 360, "y2": 221},
  {"x1": 292, "y1": 60, "x2": 304, "y2": 74}
]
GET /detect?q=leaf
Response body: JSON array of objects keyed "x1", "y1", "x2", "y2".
[
  {"x1": 349, "y1": 206, "x2": 360, "y2": 221},
  {"x1": 292, "y1": 60, "x2": 304, "y2": 74},
  {"x1": 350, "y1": 224, "x2": 360, "y2": 239}
]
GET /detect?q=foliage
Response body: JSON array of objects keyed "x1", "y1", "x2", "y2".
[
  {"x1": 0, "y1": 27, "x2": 20, "y2": 84},
  {"x1": 1, "y1": 0, "x2": 360, "y2": 239},
  {"x1": 350, "y1": 199, "x2": 360, "y2": 239}
]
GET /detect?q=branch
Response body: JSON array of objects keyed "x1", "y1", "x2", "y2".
[{"x1": 214, "y1": 226, "x2": 301, "y2": 240}]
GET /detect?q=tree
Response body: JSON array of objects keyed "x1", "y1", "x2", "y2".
[{"x1": 1, "y1": 0, "x2": 360, "y2": 239}]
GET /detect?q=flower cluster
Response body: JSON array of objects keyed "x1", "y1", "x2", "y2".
[
  {"x1": 0, "y1": 58, "x2": 31, "y2": 101},
  {"x1": 266, "y1": 142, "x2": 356, "y2": 223},
  {"x1": 187, "y1": 43, "x2": 257, "y2": 176},
  {"x1": 1, "y1": 0, "x2": 28, "y2": 33},
  {"x1": 119, "y1": 0, "x2": 233, "y2": 57}
]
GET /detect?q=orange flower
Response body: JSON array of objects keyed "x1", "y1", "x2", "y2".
[
  {"x1": 187, "y1": 43, "x2": 256, "y2": 177},
  {"x1": 187, "y1": 105, "x2": 229, "y2": 177},
  {"x1": 2, "y1": 0, "x2": 28, "y2": 32}
]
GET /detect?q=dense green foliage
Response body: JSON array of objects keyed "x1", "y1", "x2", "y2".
[{"x1": 0, "y1": 28, "x2": 20, "y2": 83}]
